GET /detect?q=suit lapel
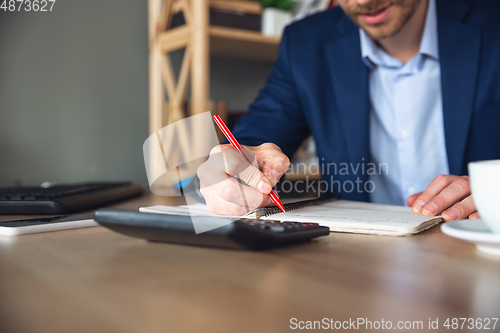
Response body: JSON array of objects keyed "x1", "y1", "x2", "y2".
[
  {"x1": 322, "y1": 0, "x2": 480, "y2": 181},
  {"x1": 324, "y1": 25, "x2": 370, "y2": 172},
  {"x1": 437, "y1": 0, "x2": 481, "y2": 175}
]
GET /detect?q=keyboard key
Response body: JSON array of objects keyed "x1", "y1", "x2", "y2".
[{"x1": 0, "y1": 182, "x2": 142, "y2": 214}]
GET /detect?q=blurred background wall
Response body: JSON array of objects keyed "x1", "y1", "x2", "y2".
[{"x1": 0, "y1": 0, "x2": 273, "y2": 187}]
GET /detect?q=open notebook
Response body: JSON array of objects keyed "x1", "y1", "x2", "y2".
[{"x1": 139, "y1": 197, "x2": 443, "y2": 236}]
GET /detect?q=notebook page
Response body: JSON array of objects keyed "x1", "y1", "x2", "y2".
[
  {"x1": 140, "y1": 197, "x2": 317, "y2": 219},
  {"x1": 141, "y1": 204, "x2": 215, "y2": 216},
  {"x1": 260, "y1": 200, "x2": 442, "y2": 234},
  {"x1": 139, "y1": 200, "x2": 442, "y2": 235}
]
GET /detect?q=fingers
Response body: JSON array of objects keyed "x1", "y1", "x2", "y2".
[
  {"x1": 469, "y1": 212, "x2": 481, "y2": 219},
  {"x1": 249, "y1": 143, "x2": 290, "y2": 185},
  {"x1": 411, "y1": 175, "x2": 461, "y2": 213},
  {"x1": 197, "y1": 143, "x2": 286, "y2": 215},
  {"x1": 406, "y1": 192, "x2": 422, "y2": 207},
  {"x1": 421, "y1": 177, "x2": 470, "y2": 216},
  {"x1": 205, "y1": 145, "x2": 273, "y2": 194},
  {"x1": 408, "y1": 174, "x2": 479, "y2": 221},
  {"x1": 442, "y1": 195, "x2": 477, "y2": 222}
]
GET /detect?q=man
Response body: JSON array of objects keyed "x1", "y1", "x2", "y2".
[{"x1": 196, "y1": 0, "x2": 500, "y2": 221}]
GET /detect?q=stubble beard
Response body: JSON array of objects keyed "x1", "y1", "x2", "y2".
[{"x1": 341, "y1": 0, "x2": 422, "y2": 40}]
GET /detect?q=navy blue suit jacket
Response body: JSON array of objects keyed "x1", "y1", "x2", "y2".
[{"x1": 231, "y1": 0, "x2": 500, "y2": 202}]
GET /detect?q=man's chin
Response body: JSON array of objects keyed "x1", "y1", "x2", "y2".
[{"x1": 359, "y1": 23, "x2": 400, "y2": 40}]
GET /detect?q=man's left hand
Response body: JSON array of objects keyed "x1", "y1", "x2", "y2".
[{"x1": 406, "y1": 175, "x2": 480, "y2": 222}]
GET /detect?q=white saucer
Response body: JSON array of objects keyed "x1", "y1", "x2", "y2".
[{"x1": 441, "y1": 219, "x2": 500, "y2": 256}]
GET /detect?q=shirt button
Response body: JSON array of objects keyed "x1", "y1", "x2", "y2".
[
  {"x1": 408, "y1": 186, "x2": 416, "y2": 195},
  {"x1": 400, "y1": 129, "x2": 410, "y2": 139}
]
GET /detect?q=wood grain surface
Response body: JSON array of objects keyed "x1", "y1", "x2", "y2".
[{"x1": 1, "y1": 195, "x2": 499, "y2": 333}]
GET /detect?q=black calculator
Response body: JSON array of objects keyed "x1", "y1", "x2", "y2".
[{"x1": 94, "y1": 209, "x2": 330, "y2": 250}]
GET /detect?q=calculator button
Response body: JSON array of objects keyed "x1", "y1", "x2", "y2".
[
  {"x1": 269, "y1": 225, "x2": 285, "y2": 232},
  {"x1": 247, "y1": 221, "x2": 265, "y2": 226}
]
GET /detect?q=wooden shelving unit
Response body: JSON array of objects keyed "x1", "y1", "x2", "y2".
[
  {"x1": 210, "y1": 26, "x2": 279, "y2": 62},
  {"x1": 148, "y1": 0, "x2": 280, "y2": 134}
]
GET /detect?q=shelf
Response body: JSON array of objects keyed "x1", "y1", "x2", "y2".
[
  {"x1": 149, "y1": 0, "x2": 281, "y2": 136},
  {"x1": 159, "y1": 26, "x2": 280, "y2": 62},
  {"x1": 209, "y1": 27, "x2": 280, "y2": 62}
]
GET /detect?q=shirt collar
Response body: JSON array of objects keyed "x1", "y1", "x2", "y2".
[{"x1": 360, "y1": 0, "x2": 439, "y2": 68}]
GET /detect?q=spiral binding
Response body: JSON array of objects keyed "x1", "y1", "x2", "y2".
[{"x1": 258, "y1": 196, "x2": 339, "y2": 217}]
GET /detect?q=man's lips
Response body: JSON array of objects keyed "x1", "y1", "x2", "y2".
[{"x1": 358, "y1": 4, "x2": 392, "y2": 25}]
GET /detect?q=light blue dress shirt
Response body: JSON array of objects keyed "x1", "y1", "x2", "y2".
[{"x1": 359, "y1": 0, "x2": 449, "y2": 206}]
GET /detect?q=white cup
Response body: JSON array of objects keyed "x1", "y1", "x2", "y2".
[{"x1": 468, "y1": 160, "x2": 500, "y2": 234}]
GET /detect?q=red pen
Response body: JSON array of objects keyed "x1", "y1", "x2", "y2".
[{"x1": 213, "y1": 114, "x2": 286, "y2": 212}]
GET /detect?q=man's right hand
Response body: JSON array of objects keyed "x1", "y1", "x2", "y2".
[{"x1": 197, "y1": 143, "x2": 290, "y2": 215}]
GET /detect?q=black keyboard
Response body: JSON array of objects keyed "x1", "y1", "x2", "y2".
[
  {"x1": 0, "y1": 182, "x2": 144, "y2": 214},
  {"x1": 94, "y1": 209, "x2": 330, "y2": 250}
]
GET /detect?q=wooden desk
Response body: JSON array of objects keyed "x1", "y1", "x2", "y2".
[{"x1": 1, "y1": 195, "x2": 499, "y2": 333}]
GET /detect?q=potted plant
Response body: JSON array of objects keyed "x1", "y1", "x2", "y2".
[{"x1": 260, "y1": 0, "x2": 294, "y2": 36}]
